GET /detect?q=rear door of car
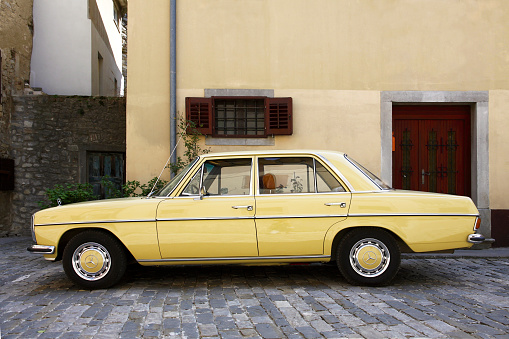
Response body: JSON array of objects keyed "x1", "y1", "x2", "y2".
[{"x1": 254, "y1": 155, "x2": 351, "y2": 257}]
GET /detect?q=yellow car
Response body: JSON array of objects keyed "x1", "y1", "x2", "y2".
[{"x1": 28, "y1": 150, "x2": 484, "y2": 289}]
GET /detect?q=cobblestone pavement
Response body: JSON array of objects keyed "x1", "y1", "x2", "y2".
[{"x1": 1, "y1": 237, "x2": 508, "y2": 339}]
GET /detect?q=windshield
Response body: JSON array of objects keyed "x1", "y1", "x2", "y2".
[
  {"x1": 154, "y1": 158, "x2": 199, "y2": 197},
  {"x1": 345, "y1": 156, "x2": 392, "y2": 190}
]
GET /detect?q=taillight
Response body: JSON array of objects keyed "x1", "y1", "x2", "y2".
[{"x1": 474, "y1": 217, "x2": 481, "y2": 231}]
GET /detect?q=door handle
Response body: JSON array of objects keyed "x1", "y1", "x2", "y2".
[
  {"x1": 232, "y1": 205, "x2": 253, "y2": 211},
  {"x1": 421, "y1": 169, "x2": 430, "y2": 185},
  {"x1": 325, "y1": 202, "x2": 347, "y2": 208}
]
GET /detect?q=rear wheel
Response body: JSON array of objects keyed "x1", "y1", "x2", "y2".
[
  {"x1": 62, "y1": 230, "x2": 127, "y2": 289},
  {"x1": 336, "y1": 228, "x2": 400, "y2": 286}
]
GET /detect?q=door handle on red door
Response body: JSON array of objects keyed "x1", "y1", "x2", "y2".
[
  {"x1": 422, "y1": 169, "x2": 430, "y2": 185},
  {"x1": 325, "y1": 202, "x2": 347, "y2": 208}
]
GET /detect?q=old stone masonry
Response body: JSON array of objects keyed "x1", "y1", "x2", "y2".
[{"x1": 1, "y1": 237, "x2": 509, "y2": 338}]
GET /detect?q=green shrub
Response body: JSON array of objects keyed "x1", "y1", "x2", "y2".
[{"x1": 38, "y1": 183, "x2": 97, "y2": 209}]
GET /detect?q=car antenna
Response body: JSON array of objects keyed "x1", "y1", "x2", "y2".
[{"x1": 146, "y1": 130, "x2": 185, "y2": 198}]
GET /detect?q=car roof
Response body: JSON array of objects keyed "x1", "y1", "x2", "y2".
[{"x1": 199, "y1": 149, "x2": 346, "y2": 158}]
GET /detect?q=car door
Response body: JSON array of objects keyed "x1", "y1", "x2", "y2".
[
  {"x1": 156, "y1": 157, "x2": 258, "y2": 259},
  {"x1": 255, "y1": 156, "x2": 351, "y2": 256}
]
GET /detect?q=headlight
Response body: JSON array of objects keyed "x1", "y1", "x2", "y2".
[{"x1": 31, "y1": 214, "x2": 36, "y2": 242}]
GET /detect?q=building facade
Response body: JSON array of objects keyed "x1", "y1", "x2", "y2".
[
  {"x1": 126, "y1": 0, "x2": 509, "y2": 246},
  {"x1": 30, "y1": 0, "x2": 126, "y2": 96}
]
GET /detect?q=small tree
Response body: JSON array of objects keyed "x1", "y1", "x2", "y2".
[{"x1": 169, "y1": 117, "x2": 210, "y2": 176}]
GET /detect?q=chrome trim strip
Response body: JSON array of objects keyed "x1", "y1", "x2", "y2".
[
  {"x1": 138, "y1": 254, "x2": 331, "y2": 263},
  {"x1": 34, "y1": 219, "x2": 155, "y2": 227},
  {"x1": 27, "y1": 244, "x2": 55, "y2": 254},
  {"x1": 349, "y1": 213, "x2": 479, "y2": 217},
  {"x1": 255, "y1": 214, "x2": 347, "y2": 219},
  {"x1": 256, "y1": 192, "x2": 351, "y2": 197},
  {"x1": 34, "y1": 213, "x2": 477, "y2": 227},
  {"x1": 157, "y1": 216, "x2": 254, "y2": 222}
]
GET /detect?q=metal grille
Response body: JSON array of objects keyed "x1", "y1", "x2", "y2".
[{"x1": 215, "y1": 99, "x2": 265, "y2": 136}]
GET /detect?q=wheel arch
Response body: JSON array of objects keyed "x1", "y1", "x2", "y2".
[
  {"x1": 56, "y1": 227, "x2": 135, "y2": 263},
  {"x1": 329, "y1": 226, "x2": 412, "y2": 260}
]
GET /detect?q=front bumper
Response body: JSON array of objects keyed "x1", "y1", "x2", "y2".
[
  {"x1": 27, "y1": 244, "x2": 55, "y2": 255},
  {"x1": 467, "y1": 233, "x2": 485, "y2": 244}
]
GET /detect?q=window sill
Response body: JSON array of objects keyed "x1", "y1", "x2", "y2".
[{"x1": 205, "y1": 137, "x2": 275, "y2": 146}]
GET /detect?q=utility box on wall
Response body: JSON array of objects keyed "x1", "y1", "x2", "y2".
[{"x1": 0, "y1": 158, "x2": 15, "y2": 191}]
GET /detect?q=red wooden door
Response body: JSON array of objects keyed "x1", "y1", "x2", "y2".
[{"x1": 392, "y1": 105, "x2": 471, "y2": 196}]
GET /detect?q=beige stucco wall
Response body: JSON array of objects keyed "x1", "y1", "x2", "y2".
[
  {"x1": 127, "y1": 0, "x2": 509, "y2": 207},
  {"x1": 178, "y1": 0, "x2": 509, "y2": 91},
  {"x1": 126, "y1": 0, "x2": 171, "y2": 182},
  {"x1": 489, "y1": 90, "x2": 509, "y2": 209},
  {"x1": 172, "y1": 90, "x2": 381, "y2": 181}
]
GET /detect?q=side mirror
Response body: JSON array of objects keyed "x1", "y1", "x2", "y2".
[{"x1": 194, "y1": 186, "x2": 207, "y2": 200}]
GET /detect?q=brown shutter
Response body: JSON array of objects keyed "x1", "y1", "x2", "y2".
[
  {"x1": 185, "y1": 97, "x2": 213, "y2": 135},
  {"x1": 0, "y1": 158, "x2": 14, "y2": 191},
  {"x1": 265, "y1": 97, "x2": 293, "y2": 135}
]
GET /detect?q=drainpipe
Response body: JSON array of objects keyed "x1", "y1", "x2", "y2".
[{"x1": 170, "y1": 0, "x2": 177, "y2": 177}]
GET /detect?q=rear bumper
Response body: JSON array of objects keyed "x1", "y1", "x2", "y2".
[
  {"x1": 467, "y1": 234, "x2": 485, "y2": 244},
  {"x1": 27, "y1": 244, "x2": 55, "y2": 255}
]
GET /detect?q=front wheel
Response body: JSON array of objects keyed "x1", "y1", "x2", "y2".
[
  {"x1": 336, "y1": 228, "x2": 400, "y2": 286},
  {"x1": 62, "y1": 230, "x2": 127, "y2": 289}
]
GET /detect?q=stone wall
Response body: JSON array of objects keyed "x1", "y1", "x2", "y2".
[
  {"x1": 4, "y1": 95, "x2": 126, "y2": 236},
  {"x1": 1, "y1": 0, "x2": 33, "y2": 156},
  {"x1": 0, "y1": 0, "x2": 34, "y2": 236}
]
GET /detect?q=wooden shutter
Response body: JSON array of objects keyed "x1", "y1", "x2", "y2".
[
  {"x1": 185, "y1": 97, "x2": 213, "y2": 135},
  {"x1": 0, "y1": 158, "x2": 14, "y2": 191},
  {"x1": 265, "y1": 97, "x2": 293, "y2": 135}
]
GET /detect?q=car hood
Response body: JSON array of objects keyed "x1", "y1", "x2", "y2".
[{"x1": 34, "y1": 197, "x2": 162, "y2": 226}]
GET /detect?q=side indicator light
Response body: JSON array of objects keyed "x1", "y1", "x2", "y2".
[{"x1": 474, "y1": 217, "x2": 481, "y2": 231}]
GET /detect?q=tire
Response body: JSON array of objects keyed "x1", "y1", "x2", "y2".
[
  {"x1": 336, "y1": 228, "x2": 400, "y2": 286},
  {"x1": 62, "y1": 230, "x2": 127, "y2": 289}
]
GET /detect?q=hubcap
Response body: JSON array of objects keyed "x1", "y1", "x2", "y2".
[
  {"x1": 72, "y1": 242, "x2": 111, "y2": 281},
  {"x1": 349, "y1": 238, "x2": 390, "y2": 277}
]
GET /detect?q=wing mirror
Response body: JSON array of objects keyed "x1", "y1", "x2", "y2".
[{"x1": 194, "y1": 186, "x2": 207, "y2": 201}]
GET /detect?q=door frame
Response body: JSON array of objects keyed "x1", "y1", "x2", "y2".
[{"x1": 381, "y1": 91, "x2": 490, "y2": 235}]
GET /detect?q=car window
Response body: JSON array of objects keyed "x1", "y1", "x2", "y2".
[
  {"x1": 258, "y1": 157, "x2": 315, "y2": 194},
  {"x1": 316, "y1": 161, "x2": 346, "y2": 193},
  {"x1": 182, "y1": 158, "x2": 252, "y2": 196},
  {"x1": 156, "y1": 158, "x2": 198, "y2": 196},
  {"x1": 181, "y1": 168, "x2": 201, "y2": 196}
]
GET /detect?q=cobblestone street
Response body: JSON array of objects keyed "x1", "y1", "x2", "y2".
[{"x1": 1, "y1": 237, "x2": 508, "y2": 338}]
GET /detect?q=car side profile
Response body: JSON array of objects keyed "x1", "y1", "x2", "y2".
[{"x1": 28, "y1": 150, "x2": 484, "y2": 289}]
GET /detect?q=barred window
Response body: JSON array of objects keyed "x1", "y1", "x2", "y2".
[{"x1": 186, "y1": 96, "x2": 292, "y2": 138}]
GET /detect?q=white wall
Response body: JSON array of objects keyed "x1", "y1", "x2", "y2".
[
  {"x1": 93, "y1": 0, "x2": 124, "y2": 96},
  {"x1": 30, "y1": 0, "x2": 124, "y2": 96},
  {"x1": 30, "y1": 0, "x2": 92, "y2": 95}
]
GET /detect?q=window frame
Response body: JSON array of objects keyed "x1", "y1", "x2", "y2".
[
  {"x1": 185, "y1": 96, "x2": 293, "y2": 138},
  {"x1": 177, "y1": 157, "x2": 255, "y2": 198},
  {"x1": 256, "y1": 156, "x2": 347, "y2": 196}
]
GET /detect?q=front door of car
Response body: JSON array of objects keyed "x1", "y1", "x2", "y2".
[
  {"x1": 156, "y1": 157, "x2": 258, "y2": 259},
  {"x1": 254, "y1": 156, "x2": 351, "y2": 256}
]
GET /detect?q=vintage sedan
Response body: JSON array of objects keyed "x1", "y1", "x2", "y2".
[{"x1": 28, "y1": 150, "x2": 484, "y2": 289}]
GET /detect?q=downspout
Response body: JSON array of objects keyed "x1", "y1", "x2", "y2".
[{"x1": 170, "y1": 0, "x2": 177, "y2": 177}]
